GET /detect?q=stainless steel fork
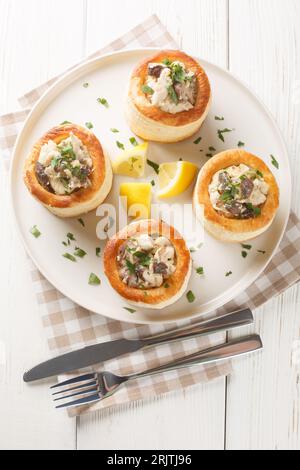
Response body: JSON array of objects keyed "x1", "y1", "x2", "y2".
[{"x1": 51, "y1": 334, "x2": 263, "y2": 409}]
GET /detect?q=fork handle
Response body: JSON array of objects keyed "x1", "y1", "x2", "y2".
[
  {"x1": 142, "y1": 308, "x2": 253, "y2": 348},
  {"x1": 127, "y1": 335, "x2": 262, "y2": 380}
]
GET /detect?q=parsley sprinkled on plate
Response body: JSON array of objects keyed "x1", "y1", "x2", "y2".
[
  {"x1": 206, "y1": 153, "x2": 213, "y2": 158},
  {"x1": 85, "y1": 122, "x2": 93, "y2": 129},
  {"x1": 60, "y1": 120, "x2": 71, "y2": 125},
  {"x1": 186, "y1": 291, "x2": 196, "y2": 303},
  {"x1": 241, "y1": 251, "x2": 248, "y2": 259},
  {"x1": 67, "y1": 232, "x2": 76, "y2": 242},
  {"x1": 83, "y1": 82, "x2": 89, "y2": 88},
  {"x1": 270, "y1": 154, "x2": 279, "y2": 169},
  {"x1": 209, "y1": 146, "x2": 216, "y2": 152},
  {"x1": 63, "y1": 253, "x2": 76, "y2": 262},
  {"x1": 147, "y1": 159, "x2": 160, "y2": 174},
  {"x1": 78, "y1": 218, "x2": 85, "y2": 227},
  {"x1": 30, "y1": 225, "x2": 41, "y2": 238},
  {"x1": 226, "y1": 271, "x2": 233, "y2": 277},
  {"x1": 196, "y1": 267, "x2": 204, "y2": 275},
  {"x1": 97, "y1": 97, "x2": 109, "y2": 108},
  {"x1": 238, "y1": 141, "x2": 245, "y2": 147},
  {"x1": 110, "y1": 128, "x2": 119, "y2": 133},
  {"x1": 241, "y1": 244, "x2": 252, "y2": 250},
  {"x1": 129, "y1": 137, "x2": 138, "y2": 147},
  {"x1": 193, "y1": 137, "x2": 202, "y2": 145},
  {"x1": 123, "y1": 307, "x2": 136, "y2": 314},
  {"x1": 258, "y1": 250, "x2": 266, "y2": 255},
  {"x1": 150, "y1": 180, "x2": 155, "y2": 186},
  {"x1": 215, "y1": 116, "x2": 225, "y2": 121},
  {"x1": 217, "y1": 128, "x2": 234, "y2": 142},
  {"x1": 116, "y1": 141, "x2": 125, "y2": 150},
  {"x1": 74, "y1": 247, "x2": 87, "y2": 258},
  {"x1": 96, "y1": 247, "x2": 101, "y2": 257},
  {"x1": 88, "y1": 273, "x2": 101, "y2": 285}
]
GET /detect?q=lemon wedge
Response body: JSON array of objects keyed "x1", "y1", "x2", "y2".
[
  {"x1": 157, "y1": 161, "x2": 198, "y2": 198},
  {"x1": 112, "y1": 142, "x2": 148, "y2": 178},
  {"x1": 120, "y1": 182, "x2": 152, "y2": 218}
]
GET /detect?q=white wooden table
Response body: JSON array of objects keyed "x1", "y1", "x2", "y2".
[{"x1": 0, "y1": 0, "x2": 300, "y2": 450}]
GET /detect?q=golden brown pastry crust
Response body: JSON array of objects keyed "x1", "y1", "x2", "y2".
[
  {"x1": 129, "y1": 50, "x2": 211, "y2": 127},
  {"x1": 103, "y1": 219, "x2": 191, "y2": 307},
  {"x1": 193, "y1": 150, "x2": 280, "y2": 238},
  {"x1": 24, "y1": 123, "x2": 108, "y2": 210}
]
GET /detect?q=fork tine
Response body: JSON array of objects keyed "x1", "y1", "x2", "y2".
[
  {"x1": 52, "y1": 380, "x2": 97, "y2": 396},
  {"x1": 53, "y1": 385, "x2": 98, "y2": 402},
  {"x1": 51, "y1": 373, "x2": 96, "y2": 389},
  {"x1": 56, "y1": 392, "x2": 101, "y2": 409}
]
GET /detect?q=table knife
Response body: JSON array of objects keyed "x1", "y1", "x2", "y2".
[{"x1": 23, "y1": 307, "x2": 253, "y2": 382}]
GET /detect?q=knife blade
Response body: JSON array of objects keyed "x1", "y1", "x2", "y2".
[{"x1": 23, "y1": 338, "x2": 143, "y2": 382}]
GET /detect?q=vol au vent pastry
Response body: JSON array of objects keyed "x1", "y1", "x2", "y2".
[
  {"x1": 24, "y1": 123, "x2": 113, "y2": 217},
  {"x1": 193, "y1": 150, "x2": 280, "y2": 243},
  {"x1": 103, "y1": 219, "x2": 192, "y2": 310},
  {"x1": 125, "y1": 50, "x2": 211, "y2": 143}
]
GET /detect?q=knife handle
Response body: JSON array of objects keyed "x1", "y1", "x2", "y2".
[
  {"x1": 142, "y1": 308, "x2": 253, "y2": 348},
  {"x1": 129, "y1": 335, "x2": 262, "y2": 380}
]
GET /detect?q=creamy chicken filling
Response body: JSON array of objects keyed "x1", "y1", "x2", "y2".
[
  {"x1": 117, "y1": 234, "x2": 177, "y2": 289},
  {"x1": 142, "y1": 59, "x2": 197, "y2": 114},
  {"x1": 209, "y1": 164, "x2": 269, "y2": 219},
  {"x1": 35, "y1": 133, "x2": 93, "y2": 195}
]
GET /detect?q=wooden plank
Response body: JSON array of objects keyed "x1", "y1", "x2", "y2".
[
  {"x1": 77, "y1": 0, "x2": 228, "y2": 450},
  {"x1": 226, "y1": 0, "x2": 300, "y2": 450},
  {"x1": 0, "y1": 0, "x2": 86, "y2": 450}
]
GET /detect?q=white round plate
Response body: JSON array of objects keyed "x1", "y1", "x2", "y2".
[{"x1": 10, "y1": 48, "x2": 291, "y2": 324}]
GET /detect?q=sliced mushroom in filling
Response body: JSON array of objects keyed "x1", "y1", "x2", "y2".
[
  {"x1": 142, "y1": 59, "x2": 197, "y2": 114},
  {"x1": 35, "y1": 133, "x2": 93, "y2": 195},
  {"x1": 117, "y1": 234, "x2": 177, "y2": 289},
  {"x1": 208, "y1": 164, "x2": 269, "y2": 219}
]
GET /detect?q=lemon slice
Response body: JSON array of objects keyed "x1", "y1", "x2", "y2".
[
  {"x1": 157, "y1": 161, "x2": 198, "y2": 198},
  {"x1": 112, "y1": 142, "x2": 148, "y2": 178},
  {"x1": 120, "y1": 182, "x2": 152, "y2": 218}
]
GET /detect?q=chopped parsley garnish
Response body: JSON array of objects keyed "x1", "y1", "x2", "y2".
[
  {"x1": 62, "y1": 241, "x2": 68, "y2": 247},
  {"x1": 189, "y1": 243, "x2": 203, "y2": 253},
  {"x1": 193, "y1": 137, "x2": 202, "y2": 145},
  {"x1": 74, "y1": 247, "x2": 87, "y2": 258},
  {"x1": 60, "y1": 120, "x2": 71, "y2": 125},
  {"x1": 226, "y1": 271, "x2": 233, "y2": 277},
  {"x1": 126, "y1": 259, "x2": 136, "y2": 274},
  {"x1": 141, "y1": 85, "x2": 154, "y2": 95},
  {"x1": 196, "y1": 267, "x2": 204, "y2": 275},
  {"x1": 167, "y1": 84, "x2": 179, "y2": 104},
  {"x1": 110, "y1": 128, "x2": 119, "y2": 133},
  {"x1": 85, "y1": 122, "x2": 93, "y2": 129},
  {"x1": 241, "y1": 251, "x2": 248, "y2": 259},
  {"x1": 220, "y1": 184, "x2": 238, "y2": 202},
  {"x1": 67, "y1": 232, "x2": 76, "y2": 242},
  {"x1": 164, "y1": 283, "x2": 170, "y2": 288},
  {"x1": 150, "y1": 180, "x2": 155, "y2": 186},
  {"x1": 241, "y1": 244, "x2": 252, "y2": 250},
  {"x1": 78, "y1": 218, "x2": 85, "y2": 227},
  {"x1": 270, "y1": 155, "x2": 279, "y2": 169},
  {"x1": 123, "y1": 307, "x2": 136, "y2": 314},
  {"x1": 88, "y1": 273, "x2": 101, "y2": 285},
  {"x1": 116, "y1": 141, "x2": 125, "y2": 150},
  {"x1": 256, "y1": 170, "x2": 264, "y2": 178},
  {"x1": 258, "y1": 250, "x2": 266, "y2": 254},
  {"x1": 129, "y1": 137, "x2": 138, "y2": 147},
  {"x1": 186, "y1": 291, "x2": 196, "y2": 303},
  {"x1": 206, "y1": 153, "x2": 213, "y2": 158},
  {"x1": 238, "y1": 141, "x2": 245, "y2": 147},
  {"x1": 147, "y1": 159, "x2": 160, "y2": 174},
  {"x1": 63, "y1": 253, "x2": 76, "y2": 262},
  {"x1": 209, "y1": 146, "x2": 216, "y2": 152},
  {"x1": 162, "y1": 58, "x2": 172, "y2": 66},
  {"x1": 215, "y1": 116, "x2": 225, "y2": 121},
  {"x1": 217, "y1": 128, "x2": 234, "y2": 142},
  {"x1": 246, "y1": 203, "x2": 261, "y2": 217},
  {"x1": 97, "y1": 97, "x2": 109, "y2": 108},
  {"x1": 96, "y1": 247, "x2": 101, "y2": 257},
  {"x1": 83, "y1": 82, "x2": 89, "y2": 88},
  {"x1": 133, "y1": 251, "x2": 151, "y2": 267},
  {"x1": 30, "y1": 225, "x2": 41, "y2": 238}
]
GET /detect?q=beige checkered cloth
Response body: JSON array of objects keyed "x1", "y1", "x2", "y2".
[{"x1": 1, "y1": 15, "x2": 300, "y2": 417}]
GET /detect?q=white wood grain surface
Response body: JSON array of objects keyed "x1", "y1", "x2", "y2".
[{"x1": 0, "y1": 0, "x2": 299, "y2": 450}]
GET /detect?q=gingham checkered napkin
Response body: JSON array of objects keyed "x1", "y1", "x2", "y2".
[{"x1": 1, "y1": 15, "x2": 300, "y2": 417}]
